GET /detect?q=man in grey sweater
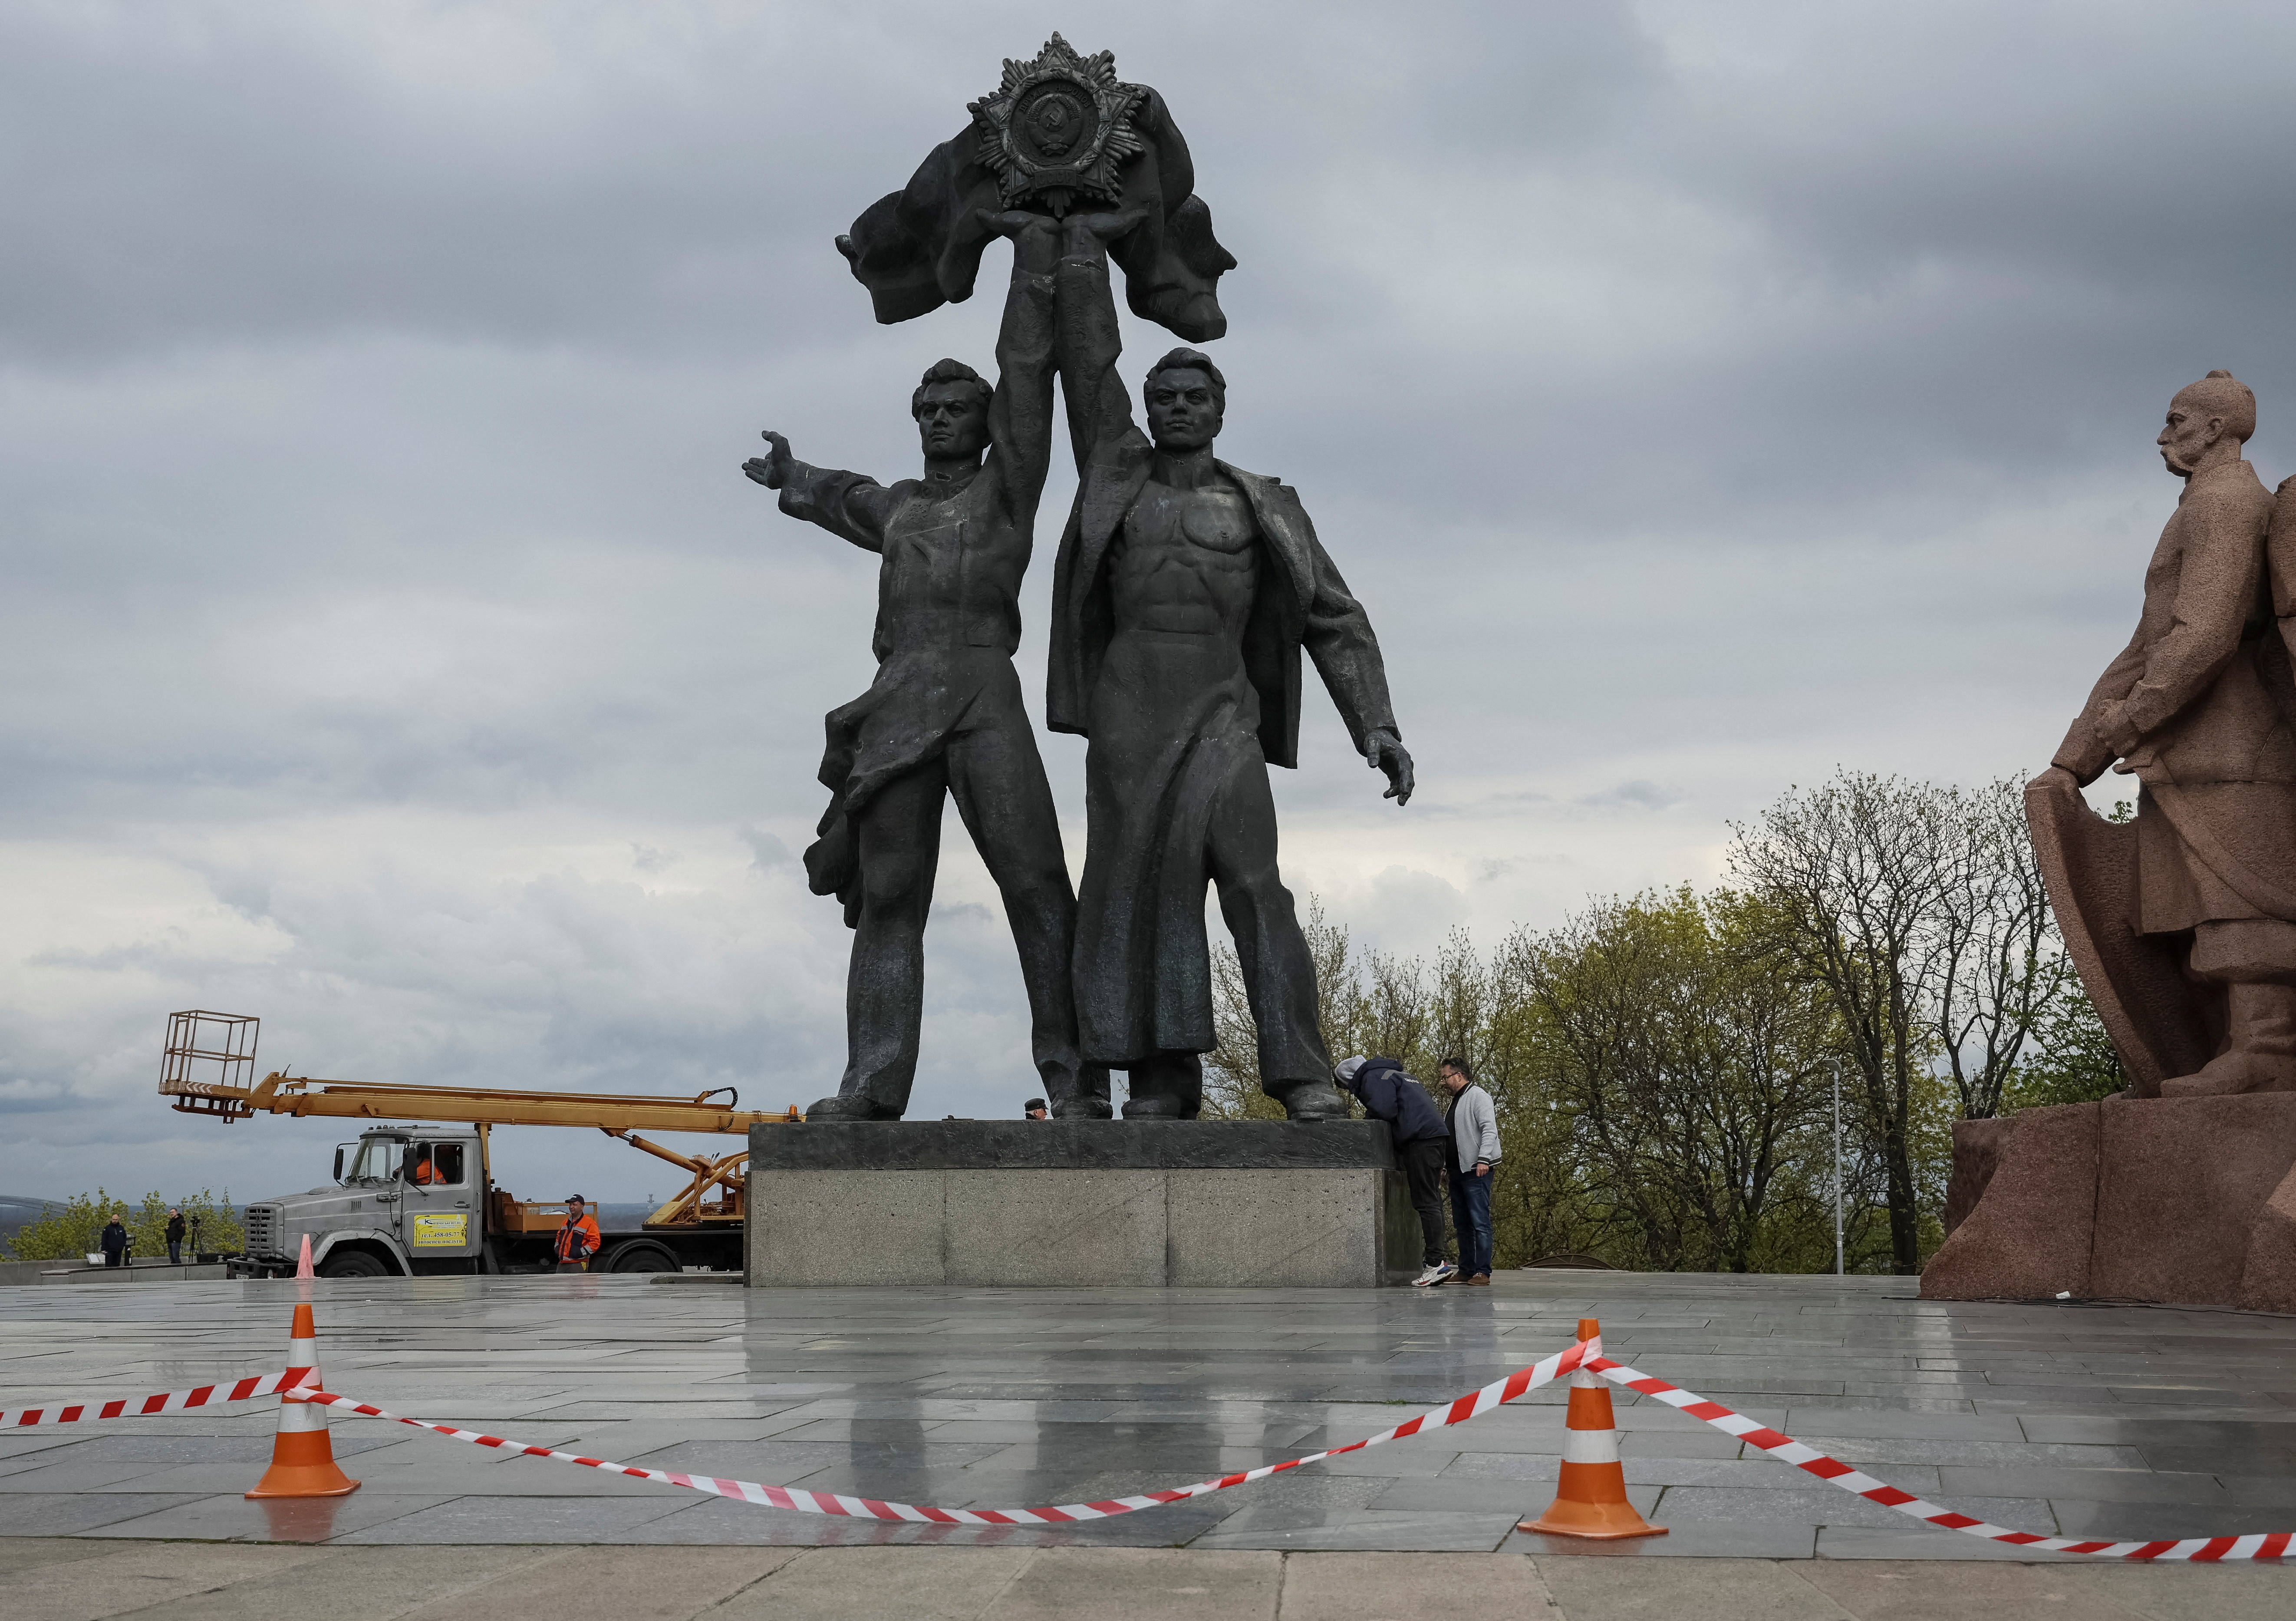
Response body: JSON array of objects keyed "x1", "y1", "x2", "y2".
[{"x1": 1439, "y1": 1056, "x2": 1500, "y2": 1284}]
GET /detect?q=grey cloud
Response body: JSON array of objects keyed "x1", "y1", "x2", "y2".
[
  {"x1": 1580, "y1": 780, "x2": 1686, "y2": 812},
  {"x1": 4, "y1": 0, "x2": 2287, "y2": 1198}
]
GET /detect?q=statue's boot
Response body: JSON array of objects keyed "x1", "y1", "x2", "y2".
[
  {"x1": 2164, "y1": 981, "x2": 2296, "y2": 1097},
  {"x1": 803, "y1": 1094, "x2": 904, "y2": 1121},
  {"x1": 1267, "y1": 1076, "x2": 1352, "y2": 1122},
  {"x1": 1121, "y1": 1053, "x2": 1202, "y2": 1120},
  {"x1": 1046, "y1": 1061, "x2": 1114, "y2": 1119}
]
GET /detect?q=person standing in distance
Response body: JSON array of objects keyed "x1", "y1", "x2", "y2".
[
  {"x1": 553, "y1": 1195, "x2": 601, "y2": 1274},
  {"x1": 1438, "y1": 1057, "x2": 1499, "y2": 1285}
]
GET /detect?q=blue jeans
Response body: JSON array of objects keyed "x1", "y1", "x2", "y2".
[{"x1": 1449, "y1": 1166, "x2": 1493, "y2": 1277}]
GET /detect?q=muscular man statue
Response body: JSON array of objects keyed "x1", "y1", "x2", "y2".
[
  {"x1": 744, "y1": 214, "x2": 1107, "y2": 1121},
  {"x1": 1045, "y1": 216, "x2": 1413, "y2": 1120},
  {"x1": 2034, "y1": 370, "x2": 2296, "y2": 1095}
]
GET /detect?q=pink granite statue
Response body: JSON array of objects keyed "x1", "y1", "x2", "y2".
[
  {"x1": 1928, "y1": 374, "x2": 2296, "y2": 1313},
  {"x1": 2029, "y1": 371, "x2": 2296, "y2": 1097}
]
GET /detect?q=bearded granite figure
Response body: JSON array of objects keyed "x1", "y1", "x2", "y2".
[{"x1": 2031, "y1": 369, "x2": 2296, "y2": 1096}]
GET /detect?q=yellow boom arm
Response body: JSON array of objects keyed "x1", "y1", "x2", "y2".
[{"x1": 163, "y1": 1069, "x2": 796, "y2": 1136}]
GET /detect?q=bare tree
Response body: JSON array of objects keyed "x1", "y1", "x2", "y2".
[
  {"x1": 1729, "y1": 772, "x2": 1958, "y2": 1275},
  {"x1": 1932, "y1": 776, "x2": 2070, "y2": 1120},
  {"x1": 1206, "y1": 895, "x2": 1364, "y2": 1119}
]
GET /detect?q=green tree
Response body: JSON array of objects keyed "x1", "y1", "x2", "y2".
[
  {"x1": 2004, "y1": 976, "x2": 2126, "y2": 1109},
  {"x1": 1515, "y1": 888, "x2": 1838, "y2": 1273},
  {"x1": 5, "y1": 1189, "x2": 241, "y2": 1262}
]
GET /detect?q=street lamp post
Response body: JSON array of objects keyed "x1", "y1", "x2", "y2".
[{"x1": 1830, "y1": 1059, "x2": 1845, "y2": 1276}]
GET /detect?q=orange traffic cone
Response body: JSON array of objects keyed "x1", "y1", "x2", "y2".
[
  {"x1": 295, "y1": 1234, "x2": 315, "y2": 1279},
  {"x1": 1519, "y1": 1317, "x2": 1664, "y2": 1539},
  {"x1": 245, "y1": 1303, "x2": 359, "y2": 1499}
]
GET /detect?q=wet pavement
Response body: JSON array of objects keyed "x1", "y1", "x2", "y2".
[{"x1": 0, "y1": 1270, "x2": 2290, "y2": 1561}]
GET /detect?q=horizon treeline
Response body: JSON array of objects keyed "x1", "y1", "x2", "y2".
[{"x1": 1201, "y1": 769, "x2": 2125, "y2": 1275}]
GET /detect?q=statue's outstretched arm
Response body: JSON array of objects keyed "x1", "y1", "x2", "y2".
[{"x1": 743, "y1": 429, "x2": 895, "y2": 555}]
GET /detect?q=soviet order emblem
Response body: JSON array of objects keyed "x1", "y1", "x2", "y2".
[{"x1": 969, "y1": 33, "x2": 1147, "y2": 217}]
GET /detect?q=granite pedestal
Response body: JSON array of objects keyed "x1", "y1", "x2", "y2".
[
  {"x1": 1923, "y1": 1093, "x2": 2296, "y2": 1311},
  {"x1": 745, "y1": 1120, "x2": 1418, "y2": 1288}
]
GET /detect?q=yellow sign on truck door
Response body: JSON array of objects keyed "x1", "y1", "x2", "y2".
[{"x1": 410, "y1": 1212, "x2": 469, "y2": 1248}]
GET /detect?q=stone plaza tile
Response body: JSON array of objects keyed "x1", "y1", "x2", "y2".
[
  {"x1": 0, "y1": 1456, "x2": 214, "y2": 1492},
  {"x1": 1191, "y1": 1509, "x2": 1522, "y2": 1552},
  {"x1": 1784, "y1": 1435, "x2": 2146, "y2": 1468},
  {"x1": 1365, "y1": 1475, "x2": 1548, "y2": 1515},
  {"x1": 78, "y1": 1489, "x2": 461, "y2": 1542},
  {"x1": 329, "y1": 1491, "x2": 698, "y2": 1542},
  {"x1": 1812, "y1": 1525, "x2": 2090, "y2": 1561},
  {"x1": 1782, "y1": 1408, "x2": 2023, "y2": 1440},
  {"x1": 2049, "y1": 1498, "x2": 2296, "y2": 1541},
  {"x1": 1653, "y1": 1486, "x2": 2054, "y2": 1532},
  {"x1": 6, "y1": 1491, "x2": 208, "y2": 1536},
  {"x1": 1933, "y1": 1464, "x2": 2230, "y2": 1503}
]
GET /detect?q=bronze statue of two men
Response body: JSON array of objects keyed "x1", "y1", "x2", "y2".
[{"x1": 744, "y1": 40, "x2": 1409, "y2": 1123}]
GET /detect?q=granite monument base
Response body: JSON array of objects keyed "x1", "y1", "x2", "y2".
[
  {"x1": 1922, "y1": 1093, "x2": 2296, "y2": 1312},
  {"x1": 745, "y1": 1120, "x2": 1419, "y2": 1288}
]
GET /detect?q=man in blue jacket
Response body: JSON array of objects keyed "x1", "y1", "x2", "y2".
[{"x1": 1335, "y1": 1056, "x2": 1454, "y2": 1287}]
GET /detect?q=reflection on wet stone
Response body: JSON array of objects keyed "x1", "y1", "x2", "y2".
[{"x1": 2, "y1": 1271, "x2": 2292, "y2": 1555}]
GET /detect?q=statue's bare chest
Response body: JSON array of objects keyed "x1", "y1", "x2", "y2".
[
  {"x1": 1124, "y1": 483, "x2": 1256, "y2": 556},
  {"x1": 1111, "y1": 481, "x2": 1261, "y2": 632}
]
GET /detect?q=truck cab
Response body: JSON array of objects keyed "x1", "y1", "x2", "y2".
[{"x1": 237, "y1": 1126, "x2": 484, "y2": 1278}]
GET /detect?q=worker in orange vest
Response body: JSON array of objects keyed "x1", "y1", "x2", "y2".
[
  {"x1": 408, "y1": 1146, "x2": 439, "y2": 1185},
  {"x1": 554, "y1": 1195, "x2": 601, "y2": 1272}
]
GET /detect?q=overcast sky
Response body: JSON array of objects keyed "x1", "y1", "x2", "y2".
[{"x1": 7, "y1": 0, "x2": 2294, "y2": 1206}]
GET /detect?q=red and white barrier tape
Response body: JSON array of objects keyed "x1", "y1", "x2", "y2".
[
  {"x1": 3, "y1": 1367, "x2": 306, "y2": 1429},
  {"x1": 29, "y1": 1337, "x2": 2256, "y2": 1560},
  {"x1": 288, "y1": 1335, "x2": 1600, "y2": 1525},
  {"x1": 1583, "y1": 1355, "x2": 2291, "y2": 1562}
]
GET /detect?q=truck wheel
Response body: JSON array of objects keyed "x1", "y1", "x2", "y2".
[
  {"x1": 606, "y1": 1243, "x2": 678, "y2": 1274},
  {"x1": 317, "y1": 1249, "x2": 389, "y2": 1278}
]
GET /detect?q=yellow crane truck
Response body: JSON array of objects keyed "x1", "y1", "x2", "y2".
[{"x1": 158, "y1": 1011, "x2": 797, "y2": 1278}]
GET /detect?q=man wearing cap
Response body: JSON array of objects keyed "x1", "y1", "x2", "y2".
[
  {"x1": 1334, "y1": 1056, "x2": 1454, "y2": 1287},
  {"x1": 553, "y1": 1195, "x2": 601, "y2": 1274},
  {"x1": 1023, "y1": 1098, "x2": 1049, "y2": 1119}
]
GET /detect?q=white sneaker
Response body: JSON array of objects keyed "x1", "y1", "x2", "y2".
[{"x1": 1414, "y1": 1261, "x2": 1456, "y2": 1288}]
